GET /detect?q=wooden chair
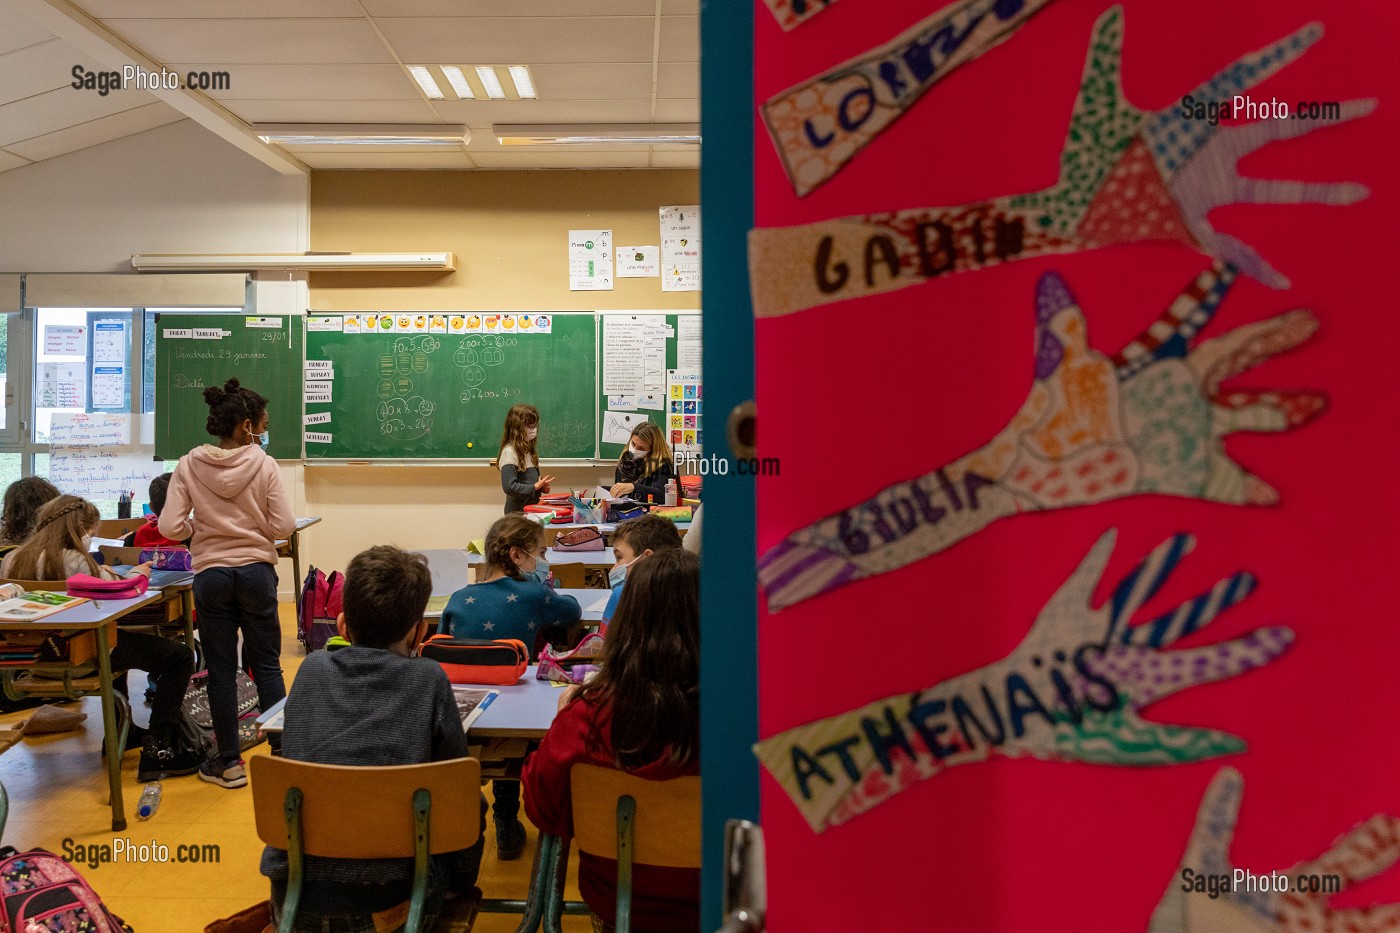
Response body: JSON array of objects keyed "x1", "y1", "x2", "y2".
[
  {"x1": 250, "y1": 755, "x2": 484, "y2": 933},
  {"x1": 97, "y1": 518, "x2": 145, "y2": 540},
  {"x1": 526, "y1": 764, "x2": 701, "y2": 933}
]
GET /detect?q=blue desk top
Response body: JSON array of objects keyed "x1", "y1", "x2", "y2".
[{"x1": 417, "y1": 548, "x2": 615, "y2": 587}]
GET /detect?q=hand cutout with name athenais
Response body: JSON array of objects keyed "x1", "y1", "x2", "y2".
[
  {"x1": 1147, "y1": 767, "x2": 1400, "y2": 933},
  {"x1": 755, "y1": 530, "x2": 1293, "y2": 833},
  {"x1": 758, "y1": 262, "x2": 1325, "y2": 611},
  {"x1": 749, "y1": 5, "x2": 1374, "y2": 317}
]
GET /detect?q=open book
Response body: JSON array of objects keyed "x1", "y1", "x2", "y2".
[
  {"x1": 0, "y1": 589, "x2": 88, "y2": 623},
  {"x1": 451, "y1": 686, "x2": 499, "y2": 732}
]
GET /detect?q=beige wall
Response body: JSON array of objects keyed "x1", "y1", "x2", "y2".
[{"x1": 302, "y1": 169, "x2": 700, "y2": 574}]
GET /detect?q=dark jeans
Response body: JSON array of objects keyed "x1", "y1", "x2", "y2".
[
  {"x1": 193, "y1": 562, "x2": 286, "y2": 759},
  {"x1": 110, "y1": 630, "x2": 194, "y2": 740}
]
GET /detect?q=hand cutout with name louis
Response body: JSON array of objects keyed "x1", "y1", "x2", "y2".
[
  {"x1": 1147, "y1": 768, "x2": 1400, "y2": 933},
  {"x1": 756, "y1": 530, "x2": 1293, "y2": 833},
  {"x1": 759, "y1": 262, "x2": 1325, "y2": 611},
  {"x1": 750, "y1": 6, "x2": 1374, "y2": 317}
]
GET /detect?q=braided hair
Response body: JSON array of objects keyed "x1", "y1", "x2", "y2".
[
  {"x1": 476, "y1": 513, "x2": 544, "y2": 582},
  {"x1": 203, "y1": 377, "x2": 268, "y2": 441},
  {"x1": 5, "y1": 495, "x2": 100, "y2": 580}
]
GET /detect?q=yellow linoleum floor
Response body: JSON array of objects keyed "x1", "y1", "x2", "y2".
[{"x1": 0, "y1": 605, "x2": 590, "y2": 932}]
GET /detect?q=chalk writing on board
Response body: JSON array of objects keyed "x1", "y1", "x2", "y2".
[
  {"x1": 370, "y1": 335, "x2": 440, "y2": 442},
  {"x1": 455, "y1": 335, "x2": 522, "y2": 403}
]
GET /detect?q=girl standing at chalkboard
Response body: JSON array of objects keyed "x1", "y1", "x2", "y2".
[
  {"x1": 161, "y1": 378, "x2": 296, "y2": 789},
  {"x1": 496, "y1": 404, "x2": 554, "y2": 514},
  {"x1": 609, "y1": 422, "x2": 675, "y2": 504}
]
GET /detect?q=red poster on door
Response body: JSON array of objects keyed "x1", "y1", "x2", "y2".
[{"x1": 752, "y1": 0, "x2": 1400, "y2": 929}]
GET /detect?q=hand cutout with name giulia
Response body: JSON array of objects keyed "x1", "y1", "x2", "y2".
[
  {"x1": 1147, "y1": 768, "x2": 1400, "y2": 933},
  {"x1": 750, "y1": 6, "x2": 1375, "y2": 317},
  {"x1": 755, "y1": 530, "x2": 1293, "y2": 833},
  {"x1": 759, "y1": 262, "x2": 1325, "y2": 611}
]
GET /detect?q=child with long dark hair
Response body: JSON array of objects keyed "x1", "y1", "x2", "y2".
[
  {"x1": 160, "y1": 378, "x2": 295, "y2": 788},
  {"x1": 523, "y1": 548, "x2": 700, "y2": 933},
  {"x1": 0, "y1": 476, "x2": 59, "y2": 547},
  {"x1": 496, "y1": 404, "x2": 554, "y2": 513},
  {"x1": 608, "y1": 422, "x2": 675, "y2": 504}
]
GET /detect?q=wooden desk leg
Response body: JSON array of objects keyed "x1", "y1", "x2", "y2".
[
  {"x1": 95, "y1": 626, "x2": 127, "y2": 832},
  {"x1": 180, "y1": 589, "x2": 200, "y2": 670},
  {"x1": 290, "y1": 531, "x2": 303, "y2": 610}
]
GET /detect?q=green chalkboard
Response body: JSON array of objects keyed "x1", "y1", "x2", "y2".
[
  {"x1": 304, "y1": 314, "x2": 597, "y2": 460},
  {"x1": 154, "y1": 314, "x2": 304, "y2": 460}
]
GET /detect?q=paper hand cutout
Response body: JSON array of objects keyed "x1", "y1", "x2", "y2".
[
  {"x1": 1147, "y1": 768, "x2": 1400, "y2": 932},
  {"x1": 756, "y1": 530, "x2": 1292, "y2": 832},
  {"x1": 759, "y1": 261, "x2": 1325, "y2": 611},
  {"x1": 750, "y1": 6, "x2": 1374, "y2": 316}
]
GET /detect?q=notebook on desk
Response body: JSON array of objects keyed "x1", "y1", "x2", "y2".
[{"x1": 452, "y1": 686, "x2": 498, "y2": 732}]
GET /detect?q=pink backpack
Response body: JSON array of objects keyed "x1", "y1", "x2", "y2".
[
  {"x1": 0, "y1": 848, "x2": 132, "y2": 932},
  {"x1": 297, "y1": 566, "x2": 343, "y2": 651}
]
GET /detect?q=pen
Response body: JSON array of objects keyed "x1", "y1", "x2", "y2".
[{"x1": 476, "y1": 692, "x2": 497, "y2": 713}]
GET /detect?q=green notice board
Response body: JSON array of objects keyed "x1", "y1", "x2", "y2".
[
  {"x1": 154, "y1": 314, "x2": 304, "y2": 460},
  {"x1": 304, "y1": 314, "x2": 597, "y2": 459},
  {"x1": 597, "y1": 313, "x2": 688, "y2": 462}
]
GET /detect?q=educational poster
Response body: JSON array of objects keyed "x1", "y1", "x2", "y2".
[
  {"x1": 661, "y1": 205, "x2": 702, "y2": 291},
  {"x1": 90, "y1": 319, "x2": 127, "y2": 410},
  {"x1": 750, "y1": 1, "x2": 1400, "y2": 930},
  {"x1": 617, "y1": 245, "x2": 661, "y2": 277},
  {"x1": 42, "y1": 325, "x2": 85, "y2": 355},
  {"x1": 36, "y1": 362, "x2": 85, "y2": 409},
  {"x1": 49, "y1": 413, "x2": 157, "y2": 499},
  {"x1": 667, "y1": 370, "x2": 702, "y2": 456},
  {"x1": 568, "y1": 229, "x2": 614, "y2": 290}
]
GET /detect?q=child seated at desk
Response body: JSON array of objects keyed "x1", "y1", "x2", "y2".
[
  {"x1": 441, "y1": 513, "x2": 581, "y2": 861},
  {"x1": 0, "y1": 476, "x2": 59, "y2": 548},
  {"x1": 261, "y1": 545, "x2": 485, "y2": 932},
  {"x1": 124, "y1": 474, "x2": 186, "y2": 549},
  {"x1": 0, "y1": 495, "x2": 200, "y2": 781},
  {"x1": 524, "y1": 548, "x2": 701, "y2": 933},
  {"x1": 601, "y1": 514, "x2": 683, "y2": 634}
]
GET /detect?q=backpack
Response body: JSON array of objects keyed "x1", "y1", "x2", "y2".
[
  {"x1": 178, "y1": 668, "x2": 262, "y2": 753},
  {"x1": 297, "y1": 566, "x2": 344, "y2": 651},
  {"x1": 0, "y1": 847, "x2": 133, "y2": 932}
]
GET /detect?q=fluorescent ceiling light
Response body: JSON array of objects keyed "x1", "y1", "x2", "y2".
[
  {"x1": 131, "y1": 253, "x2": 456, "y2": 272},
  {"x1": 475, "y1": 65, "x2": 506, "y2": 99},
  {"x1": 494, "y1": 123, "x2": 701, "y2": 146},
  {"x1": 441, "y1": 65, "x2": 474, "y2": 99},
  {"x1": 253, "y1": 124, "x2": 470, "y2": 146},
  {"x1": 408, "y1": 65, "x2": 445, "y2": 99},
  {"x1": 508, "y1": 65, "x2": 537, "y2": 99}
]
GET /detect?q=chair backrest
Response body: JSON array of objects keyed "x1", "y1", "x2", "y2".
[
  {"x1": 0, "y1": 577, "x2": 69, "y2": 592},
  {"x1": 250, "y1": 756, "x2": 482, "y2": 858},
  {"x1": 99, "y1": 546, "x2": 148, "y2": 567},
  {"x1": 97, "y1": 518, "x2": 144, "y2": 539},
  {"x1": 570, "y1": 763, "x2": 701, "y2": 869}
]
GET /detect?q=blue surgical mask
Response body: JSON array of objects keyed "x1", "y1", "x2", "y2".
[
  {"x1": 258, "y1": 431, "x2": 270, "y2": 450},
  {"x1": 608, "y1": 557, "x2": 637, "y2": 588},
  {"x1": 531, "y1": 555, "x2": 552, "y2": 587}
]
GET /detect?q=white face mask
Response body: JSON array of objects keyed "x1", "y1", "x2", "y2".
[
  {"x1": 525, "y1": 427, "x2": 538, "y2": 441},
  {"x1": 81, "y1": 534, "x2": 94, "y2": 552},
  {"x1": 627, "y1": 444, "x2": 647, "y2": 459}
]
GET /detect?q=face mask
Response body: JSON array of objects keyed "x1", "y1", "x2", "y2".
[
  {"x1": 531, "y1": 555, "x2": 552, "y2": 587},
  {"x1": 627, "y1": 444, "x2": 647, "y2": 459},
  {"x1": 81, "y1": 535, "x2": 94, "y2": 553},
  {"x1": 608, "y1": 556, "x2": 638, "y2": 588},
  {"x1": 250, "y1": 426, "x2": 269, "y2": 450},
  {"x1": 525, "y1": 427, "x2": 538, "y2": 441}
]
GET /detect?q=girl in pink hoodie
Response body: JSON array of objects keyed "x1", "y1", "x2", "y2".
[{"x1": 161, "y1": 378, "x2": 295, "y2": 788}]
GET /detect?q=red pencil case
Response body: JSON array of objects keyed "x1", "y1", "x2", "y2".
[
  {"x1": 420, "y1": 636, "x2": 528, "y2": 685},
  {"x1": 524, "y1": 504, "x2": 573, "y2": 521}
]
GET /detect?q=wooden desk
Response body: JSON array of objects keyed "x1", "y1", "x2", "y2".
[
  {"x1": 276, "y1": 516, "x2": 322, "y2": 605},
  {"x1": 541, "y1": 521, "x2": 691, "y2": 546},
  {"x1": 0, "y1": 591, "x2": 168, "y2": 831}
]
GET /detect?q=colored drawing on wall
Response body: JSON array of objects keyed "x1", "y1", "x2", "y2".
[
  {"x1": 758, "y1": 262, "x2": 1326, "y2": 610},
  {"x1": 755, "y1": 530, "x2": 1292, "y2": 833},
  {"x1": 761, "y1": 0, "x2": 839, "y2": 32},
  {"x1": 763, "y1": 0, "x2": 1057, "y2": 193},
  {"x1": 1147, "y1": 768, "x2": 1400, "y2": 932},
  {"x1": 750, "y1": 7, "x2": 1374, "y2": 317}
]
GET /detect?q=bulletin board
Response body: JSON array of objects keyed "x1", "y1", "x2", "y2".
[
  {"x1": 747, "y1": 0, "x2": 1400, "y2": 931},
  {"x1": 596, "y1": 312, "x2": 704, "y2": 461}
]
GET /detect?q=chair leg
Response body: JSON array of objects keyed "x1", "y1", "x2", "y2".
[
  {"x1": 615, "y1": 796, "x2": 635, "y2": 933},
  {"x1": 542, "y1": 834, "x2": 572, "y2": 933},
  {"x1": 280, "y1": 788, "x2": 304, "y2": 933},
  {"x1": 407, "y1": 788, "x2": 432, "y2": 933},
  {"x1": 506, "y1": 833, "x2": 560, "y2": 933}
]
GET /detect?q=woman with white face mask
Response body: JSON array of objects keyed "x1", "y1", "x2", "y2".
[
  {"x1": 608, "y1": 422, "x2": 676, "y2": 503},
  {"x1": 496, "y1": 404, "x2": 555, "y2": 514}
]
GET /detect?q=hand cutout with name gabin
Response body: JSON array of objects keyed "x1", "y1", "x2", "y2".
[
  {"x1": 756, "y1": 530, "x2": 1293, "y2": 833},
  {"x1": 750, "y1": 6, "x2": 1374, "y2": 317},
  {"x1": 759, "y1": 262, "x2": 1325, "y2": 611},
  {"x1": 1147, "y1": 768, "x2": 1400, "y2": 933}
]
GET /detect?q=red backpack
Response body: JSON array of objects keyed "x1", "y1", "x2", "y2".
[
  {"x1": 0, "y1": 848, "x2": 132, "y2": 932},
  {"x1": 297, "y1": 566, "x2": 344, "y2": 651}
]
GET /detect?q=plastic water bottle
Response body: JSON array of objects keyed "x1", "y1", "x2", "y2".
[
  {"x1": 665, "y1": 479, "x2": 678, "y2": 507},
  {"x1": 137, "y1": 782, "x2": 162, "y2": 819}
]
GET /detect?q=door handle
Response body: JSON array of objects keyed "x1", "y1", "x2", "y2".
[{"x1": 716, "y1": 819, "x2": 765, "y2": 932}]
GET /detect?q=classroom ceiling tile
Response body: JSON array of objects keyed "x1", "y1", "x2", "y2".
[
  {"x1": 661, "y1": 0, "x2": 699, "y2": 12},
  {"x1": 220, "y1": 99, "x2": 442, "y2": 123},
  {"x1": 75, "y1": 0, "x2": 363, "y2": 16},
  {"x1": 650, "y1": 149, "x2": 699, "y2": 169},
  {"x1": 0, "y1": 150, "x2": 34, "y2": 172},
  {"x1": 363, "y1": 0, "x2": 661, "y2": 13},
  {"x1": 468, "y1": 149, "x2": 651, "y2": 169},
  {"x1": 656, "y1": 62, "x2": 698, "y2": 99},
  {"x1": 652, "y1": 99, "x2": 698, "y2": 122},
  {"x1": 164, "y1": 64, "x2": 418, "y2": 101},
  {"x1": 0, "y1": 15, "x2": 53, "y2": 54},
  {"x1": 0, "y1": 40, "x2": 83, "y2": 106},
  {"x1": 441, "y1": 100, "x2": 653, "y2": 126},
  {"x1": 508, "y1": 63, "x2": 656, "y2": 102},
  {"x1": 373, "y1": 16, "x2": 655, "y2": 65},
  {"x1": 0, "y1": 84, "x2": 154, "y2": 147},
  {"x1": 301, "y1": 150, "x2": 476, "y2": 169},
  {"x1": 100, "y1": 18, "x2": 393, "y2": 64},
  {"x1": 658, "y1": 15, "x2": 699, "y2": 63},
  {"x1": 3, "y1": 103, "x2": 184, "y2": 162}
]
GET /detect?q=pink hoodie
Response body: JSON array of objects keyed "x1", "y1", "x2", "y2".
[{"x1": 160, "y1": 444, "x2": 296, "y2": 572}]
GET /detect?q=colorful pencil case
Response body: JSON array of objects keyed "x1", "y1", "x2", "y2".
[
  {"x1": 555, "y1": 527, "x2": 605, "y2": 551},
  {"x1": 421, "y1": 636, "x2": 528, "y2": 685},
  {"x1": 650, "y1": 505, "x2": 693, "y2": 522}
]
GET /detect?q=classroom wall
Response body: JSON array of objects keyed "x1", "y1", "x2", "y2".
[{"x1": 304, "y1": 169, "x2": 700, "y2": 574}]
